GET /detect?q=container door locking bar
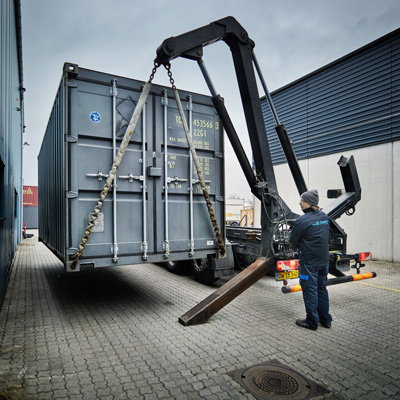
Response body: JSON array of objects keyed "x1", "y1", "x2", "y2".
[
  {"x1": 141, "y1": 102, "x2": 148, "y2": 260},
  {"x1": 167, "y1": 176, "x2": 187, "y2": 185},
  {"x1": 187, "y1": 95, "x2": 195, "y2": 257},
  {"x1": 119, "y1": 173, "x2": 144, "y2": 183},
  {"x1": 162, "y1": 90, "x2": 170, "y2": 259},
  {"x1": 111, "y1": 79, "x2": 119, "y2": 262},
  {"x1": 86, "y1": 170, "x2": 109, "y2": 181}
]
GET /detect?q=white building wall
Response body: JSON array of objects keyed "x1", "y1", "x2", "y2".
[
  {"x1": 393, "y1": 141, "x2": 400, "y2": 262},
  {"x1": 226, "y1": 198, "x2": 253, "y2": 224},
  {"x1": 226, "y1": 198, "x2": 245, "y2": 223},
  {"x1": 254, "y1": 142, "x2": 399, "y2": 262}
]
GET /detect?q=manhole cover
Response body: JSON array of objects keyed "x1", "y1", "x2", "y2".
[
  {"x1": 252, "y1": 368, "x2": 302, "y2": 395},
  {"x1": 228, "y1": 360, "x2": 328, "y2": 400}
]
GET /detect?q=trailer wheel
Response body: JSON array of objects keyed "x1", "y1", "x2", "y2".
[
  {"x1": 164, "y1": 260, "x2": 190, "y2": 274},
  {"x1": 191, "y1": 258, "x2": 219, "y2": 285}
]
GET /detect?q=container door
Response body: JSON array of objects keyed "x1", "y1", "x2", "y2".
[
  {"x1": 153, "y1": 92, "x2": 224, "y2": 258},
  {"x1": 68, "y1": 79, "x2": 154, "y2": 264}
]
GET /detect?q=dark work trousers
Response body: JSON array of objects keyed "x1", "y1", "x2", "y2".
[{"x1": 299, "y1": 261, "x2": 332, "y2": 329}]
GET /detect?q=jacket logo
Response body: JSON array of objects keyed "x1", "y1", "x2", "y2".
[{"x1": 312, "y1": 220, "x2": 329, "y2": 226}]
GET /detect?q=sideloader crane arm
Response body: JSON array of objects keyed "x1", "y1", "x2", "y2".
[
  {"x1": 156, "y1": 16, "x2": 309, "y2": 197},
  {"x1": 155, "y1": 16, "x2": 302, "y2": 260},
  {"x1": 156, "y1": 17, "x2": 281, "y2": 198},
  {"x1": 155, "y1": 17, "x2": 367, "y2": 325},
  {"x1": 155, "y1": 16, "x2": 362, "y2": 255}
]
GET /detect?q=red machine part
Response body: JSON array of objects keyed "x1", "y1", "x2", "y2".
[{"x1": 276, "y1": 259, "x2": 299, "y2": 271}]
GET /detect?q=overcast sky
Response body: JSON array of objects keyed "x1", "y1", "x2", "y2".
[{"x1": 21, "y1": 0, "x2": 400, "y2": 199}]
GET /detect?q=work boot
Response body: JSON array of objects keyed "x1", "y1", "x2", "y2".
[
  {"x1": 295, "y1": 319, "x2": 317, "y2": 331},
  {"x1": 320, "y1": 322, "x2": 331, "y2": 328}
]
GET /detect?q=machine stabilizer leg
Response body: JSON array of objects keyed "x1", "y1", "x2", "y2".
[
  {"x1": 282, "y1": 272, "x2": 377, "y2": 293},
  {"x1": 179, "y1": 258, "x2": 270, "y2": 326}
]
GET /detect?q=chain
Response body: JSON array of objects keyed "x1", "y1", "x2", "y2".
[
  {"x1": 149, "y1": 61, "x2": 175, "y2": 88},
  {"x1": 164, "y1": 63, "x2": 176, "y2": 89},
  {"x1": 149, "y1": 61, "x2": 160, "y2": 83}
]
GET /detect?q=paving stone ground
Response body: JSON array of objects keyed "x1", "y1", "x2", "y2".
[{"x1": 0, "y1": 230, "x2": 399, "y2": 399}]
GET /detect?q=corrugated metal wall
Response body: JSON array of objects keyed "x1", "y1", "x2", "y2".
[
  {"x1": 262, "y1": 28, "x2": 400, "y2": 164},
  {"x1": 38, "y1": 77, "x2": 67, "y2": 257},
  {"x1": 0, "y1": 0, "x2": 24, "y2": 300}
]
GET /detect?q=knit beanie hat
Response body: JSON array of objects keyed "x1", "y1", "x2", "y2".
[{"x1": 301, "y1": 189, "x2": 319, "y2": 206}]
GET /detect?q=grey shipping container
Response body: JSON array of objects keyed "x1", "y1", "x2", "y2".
[
  {"x1": 23, "y1": 206, "x2": 38, "y2": 229},
  {"x1": 38, "y1": 63, "x2": 228, "y2": 276}
]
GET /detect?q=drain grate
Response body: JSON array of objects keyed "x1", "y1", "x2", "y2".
[
  {"x1": 228, "y1": 360, "x2": 328, "y2": 400},
  {"x1": 252, "y1": 369, "x2": 300, "y2": 395}
]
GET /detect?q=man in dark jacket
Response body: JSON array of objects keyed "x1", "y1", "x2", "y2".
[{"x1": 289, "y1": 189, "x2": 332, "y2": 331}]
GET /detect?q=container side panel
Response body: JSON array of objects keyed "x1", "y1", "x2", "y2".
[
  {"x1": 0, "y1": 0, "x2": 24, "y2": 298},
  {"x1": 38, "y1": 78, "x2": 66, "y2": 260}
]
